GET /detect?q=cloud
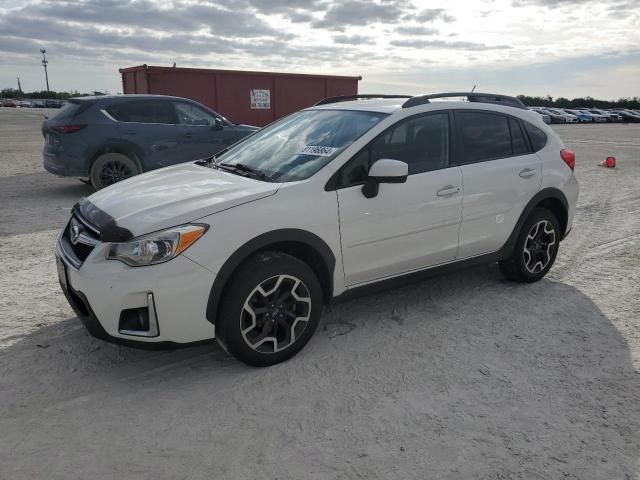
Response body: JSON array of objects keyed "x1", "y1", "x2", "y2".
[
  {"x1": 511, "y1": 0, "x2": 617, "y2": 6},
  {"x1": 395, "y1": 26, "x2": 439, "y2": 36},
  {"x1": 390, "y1": 39, "x2": 511, "y2": 51},
  {"x1": 11, "y1": 0, "x2": 281, "y2": 38},
  {"x1": 285, "y1": 9, "x2": 316, "y2": 22},
  {"x1": 332, "y1": 34, "x2": 374, "y2": 45},
  {"x1": 408, "y1": 8, "x2": 455, "y2": 22},
  {"x1": 314, "y1": 0, "x2": 408, "y2": 30}
]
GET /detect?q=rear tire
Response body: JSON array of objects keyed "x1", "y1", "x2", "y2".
[
  {"x1": 90, "y1": 153, "x2": 140, "y2": 190},
  {"x1": 499, "y1": 208, "x2": 560, "y2": 283},
  {"x1": 216, "y1": 252, "x2": 323, "y2": 367}
]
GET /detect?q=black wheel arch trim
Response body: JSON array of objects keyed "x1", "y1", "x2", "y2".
[
  {"x1": 205, "y1": 229, "x2": 336, "y2": 325},
  {"x1": 497, "y1": 187, "x2": 569, "y2": 260},
  {"x1": 86, "y1": 142, "x2": 145, "y2": 174}
]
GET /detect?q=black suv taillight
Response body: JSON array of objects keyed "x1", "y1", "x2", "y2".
[{"x1": 52, "y1": 124, "x2": 87, "y2": 133}]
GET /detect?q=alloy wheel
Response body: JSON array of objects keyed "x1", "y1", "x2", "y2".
[
  {"x1": 523, "y1": 220, "x2": 556, "y2": 274},
  {"x1": 99, "y1": 161, "x2": 134, "y2": 187},
  {"x1": 240, "y1": 275, "x2": 312, "y2": 354}
]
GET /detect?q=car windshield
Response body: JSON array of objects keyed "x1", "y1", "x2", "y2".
[{"x1": 216, "y1": 109, "x2": 388, "y2": 182}]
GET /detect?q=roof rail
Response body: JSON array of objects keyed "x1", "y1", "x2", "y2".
[
  {"x1": 314, "y1": 94, "x2": 412, "y2": 106},
  {"x1": 402, "y1": 92, "x2": 526, "y2": 109}
]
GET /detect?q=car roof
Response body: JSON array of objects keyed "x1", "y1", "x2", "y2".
[
  {"x1": 311, "y1": 98, "x2": 531, "y2": 115},
  {"x1": 70, "y1": 94, "x2": 196, "y2": 103},
  {"x1": 311, "y1": 98, "x2": 407, "y2": 114}
]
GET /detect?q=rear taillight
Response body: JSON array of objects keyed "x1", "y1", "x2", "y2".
[
  {"x1": 52, "y1": 124, "x2": 86, "y2": 134},
  {"x1": 560, "y1": 149, "x2": 575, "y2": 171}
]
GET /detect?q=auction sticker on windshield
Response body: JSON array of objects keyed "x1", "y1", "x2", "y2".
[{"x1": 297, "y1": 146, "x2": 338, "y2": 157}]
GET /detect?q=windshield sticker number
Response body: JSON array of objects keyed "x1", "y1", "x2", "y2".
[{"x1": 297, "y1": 145, "x2": 337, "y2": 157}]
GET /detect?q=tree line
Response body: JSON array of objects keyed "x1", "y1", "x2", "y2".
[
  {"x1": 517, "y1": 95, "x2": 640, "y2": 109},
  {"x1": 1, "y1": 88, "x2": 95, "y2": 100}
]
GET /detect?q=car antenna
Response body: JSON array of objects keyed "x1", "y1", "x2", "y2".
[{"x1": 471, "y1": 84, "x2": 477, "y2": 92}]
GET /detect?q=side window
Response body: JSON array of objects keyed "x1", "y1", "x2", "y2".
[
  {"x1": 509, "y1": 118, "x2": 529, "y2": 155},
  {"x1": 338, "y1": 113, "x2": 450, "y2": 186},
  {"x1": 523, "y1": 121, "x2": 548, "y2": 152},
  {"x1": 174, "y1": 102, "x2": 218, "y2": 126},
  {"x1": 457, "y1": 111, "x2": 512, "y2": 163},
  {"x1": 106, "y1": 101, "x2": 177, "y2": 124}
]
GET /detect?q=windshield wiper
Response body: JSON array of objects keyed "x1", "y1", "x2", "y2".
[{"x1": 218, "y1": 162, "x2": 274, "y2": 182}]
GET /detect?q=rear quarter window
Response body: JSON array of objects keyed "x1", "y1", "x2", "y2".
[
  {"x1": 523, "y1": 122, "x2": 548, "y2": 152},
  {"x1": 509, "y1": 118, "x2": 529, "y2": 155}
]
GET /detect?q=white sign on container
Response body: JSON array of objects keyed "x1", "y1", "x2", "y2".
[{"x1": 250, "y1": 89, "x2": 271, "y2": 109}]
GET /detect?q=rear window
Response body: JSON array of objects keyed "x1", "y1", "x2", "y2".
[
  {"x1": 48, "y1": 101, "x2": 86, "y2": 121},
  {"x1": 523, "y1": 122, "x2": 548, "y2": 152},
  {"x1": 106, "y1": 100, "x2": 178, "y2": 124}
]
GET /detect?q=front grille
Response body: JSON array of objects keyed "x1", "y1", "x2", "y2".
[{"x1": 60, "y1": 213, "x2": 100, "y2": 268}]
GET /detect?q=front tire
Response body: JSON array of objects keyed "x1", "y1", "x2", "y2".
[
  {"x1": 90, "y1": 153, "x2": 140, "y2": 190},
  {"x1": 216, "y1": 252, "x2": 324, "y2": 367},
  {"x1": 499, "y1": 208, "x2": 560, "y2": 283}
]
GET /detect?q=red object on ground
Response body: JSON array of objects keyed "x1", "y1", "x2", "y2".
[
  {"x1": 119, "y1": 64, "x2": 361, "y2": 127},
  {"x1": 598, "y1": 156, "x2": 616, "y2": 168}
]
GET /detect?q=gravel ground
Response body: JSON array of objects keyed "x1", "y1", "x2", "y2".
[{"x1": 0, "y1": 107, "x2": 639, "y2": 480}]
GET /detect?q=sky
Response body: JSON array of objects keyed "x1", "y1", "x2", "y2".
[{"x1": 0, "y1": 0, "x2": 638, "y2": 100}]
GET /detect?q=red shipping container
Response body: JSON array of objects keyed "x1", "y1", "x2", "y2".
[{"x1": 119, "y1": 65, "x2": 361, "y2": 127}]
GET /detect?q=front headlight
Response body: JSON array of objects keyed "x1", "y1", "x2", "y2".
[{"x1": 106, "y1": 224, "x2": 208, "y2": 267}]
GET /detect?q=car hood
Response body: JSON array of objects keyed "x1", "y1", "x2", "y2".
[{"x1": 78, "y1": 163, "x2": 280, "y2": 239}]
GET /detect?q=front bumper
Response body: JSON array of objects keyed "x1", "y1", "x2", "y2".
[{"x1": 56, "y1": 231, "x2": 217, "y2": 347}]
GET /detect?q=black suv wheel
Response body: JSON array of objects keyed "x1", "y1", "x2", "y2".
[{"x1": 90, "y1": 153, "x2": 140, "y2": 190}]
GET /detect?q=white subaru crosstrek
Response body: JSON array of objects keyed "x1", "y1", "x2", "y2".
[{"x1": 56, "y1": 92, "x2": 579, "y2": 366}]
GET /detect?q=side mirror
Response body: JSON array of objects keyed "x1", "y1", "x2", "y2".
[
  {"x1": 362, "y1": 159, "x2": 408, "y2": 198},
  {"x1": 213, "y1": 117, "x2": 224, "y2": 130}
]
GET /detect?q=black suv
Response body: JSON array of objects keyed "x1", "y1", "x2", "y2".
[{"x1": 43, "y1": 95, "x2": 257, "y2": 189}]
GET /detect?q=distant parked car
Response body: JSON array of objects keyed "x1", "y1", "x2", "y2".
[
  {"x1": 19, "y1": 100, "x2": 32, "y2": 108},
  {"x1": 43, "y1": 94, "x2": 259, "y2": 190},
  {"x1": 534, "y1": 108, "x2": 567, "y2": 124},
  {"x1": 563, "y1": 109, "x2": 593, "y2": 123},
  {"x1": 575, "y1": 109, "x2": 607, "y2": 123},
  {"x1": 528, "y1": 108, "x2": 551, "y2": 124},
  {"x1": 545, "y1": 108, "x2": 578, "y2": 123},
  {"x1": 586, "y1": 108, "x2": 621, "y2": 122},
  {"x1": 44, "y1": 99, "x2": 63, "y2": 108},
  {"x1": 2, "y1": 99, "x2": 18, "y2": 107},
  {"x1": 610, "y1": 109, "x2": 640, "y2": 123},
  {"x1": 32, "y1": 100, "x2": 46, "y2": 108}
]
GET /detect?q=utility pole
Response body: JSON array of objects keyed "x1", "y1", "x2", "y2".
[
  {"x1": 40, "y1": 49, "x2": 50, "y2": 92},
  {"x1": 17, "y1": 76, "x2": 23, "y2": 96}
]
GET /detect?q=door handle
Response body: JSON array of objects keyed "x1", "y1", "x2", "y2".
[
  {"x1": 436, "y1": 185, "x2": 460, "y2": 197},
  {"x1": 184, "y1": 132, "x2": 193, "y2": 138},
  {"x1": 519, "y1": 168, "x2": 537, "y2": 178},
  {"x1": 124, "y1": 129, "x2": 136, "y2": 136}
]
